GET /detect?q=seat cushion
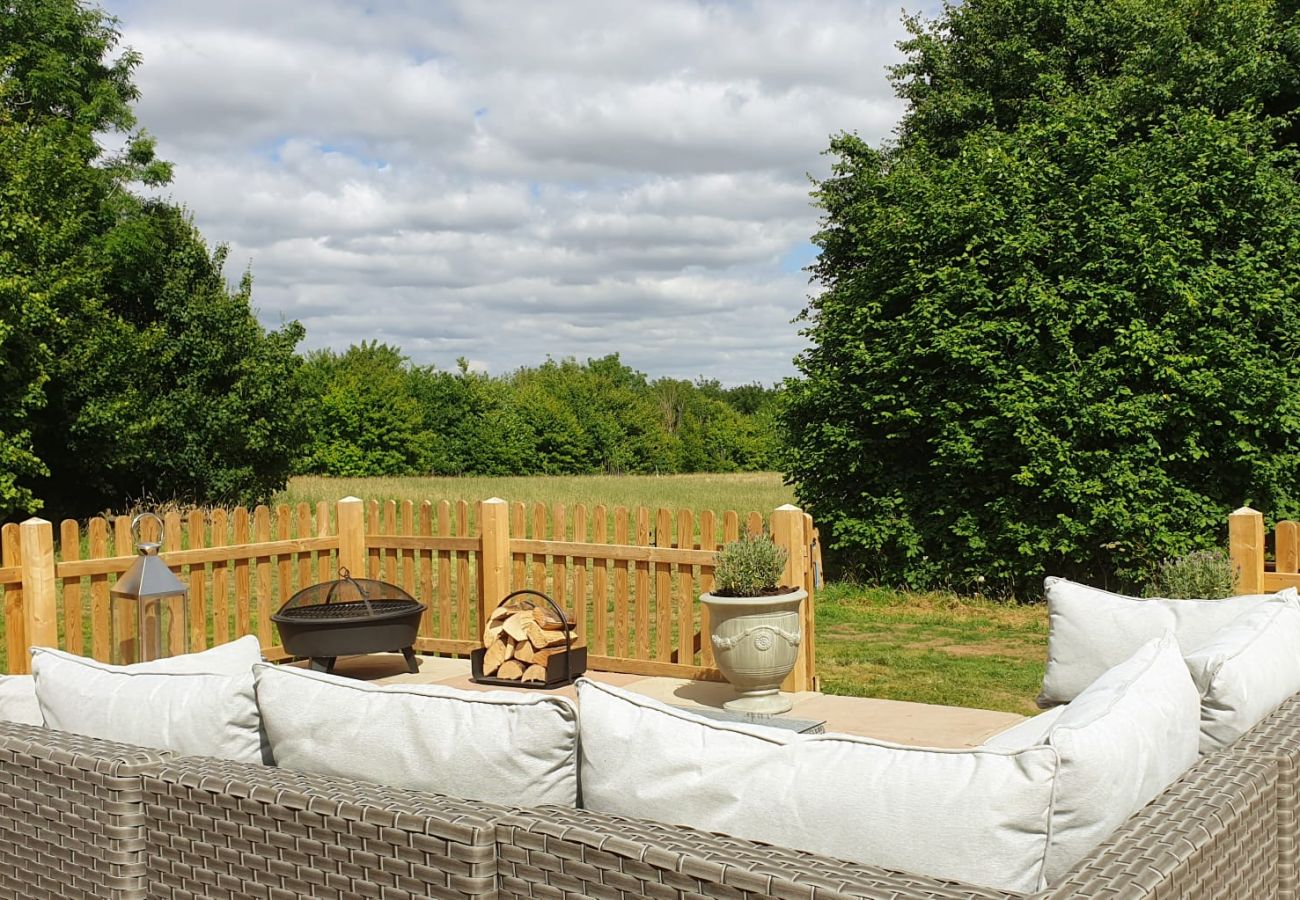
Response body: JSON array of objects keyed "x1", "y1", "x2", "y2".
[
  {"x1": 577, "y1": 678, "x2": 1060, "y2": 893},
  {"x1": 1185, "y1": 595, "x2": 1300, "y2": 753},
  {"x1": 253, "y1": 663, "x2": 579, "y2": 806},
  {"x1": 32, "y1": 647, "x2": 264, "y2": 762},
  {"x1": 1038, "y1": 577, "x2": 1284, "y2": 705},
  {"x1": 0, "y1": 675, "x2": 41, "y2": 725}
]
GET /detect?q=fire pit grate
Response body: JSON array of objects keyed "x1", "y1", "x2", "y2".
[{"x1": 272, "y1": 569, "x2": 426, "y2": 675}]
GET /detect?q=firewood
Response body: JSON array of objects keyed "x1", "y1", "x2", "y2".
[
  {"x1": 522, "y1": 664, "x2": 547, "y2": 682},
  {"x1": 497, "y1": 659, "x2": 526, "y2": 680},
  {"x1": 484, "y1": 622, "x2": 505, "y2": 646},
  {"x1": 532, "y1": 607, "x2": 575, "y2": 631},
  {"x1": 503, "y1": 611, "x2": 532, "y2": 642},
  {"x1": 488, "y1": 605, "x2": 513, "y2": 625},
  {"x1": 524, "y1": 618, "x2": 548, "y2": 648},
  {"x1": 514, "y1": 641, "x2": 536, "y2": 663},
  {"x1": 536, "y1": 627, "x2": 569, "y2": 648},
  {"x1": 483, "y1": 638, "x2": 511, "y2": 676}
]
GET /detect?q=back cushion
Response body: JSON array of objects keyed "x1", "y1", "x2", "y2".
[
  {"x1": 1185, "y1": 596, "x2": 1300, "y2": 753},
  {"x1": 0, "y1": 676, "x2": 42, "y2": 725},
  {"x1": 254, "y1": 663, "x2": 578, "y2": 806},
  {"x1": 1039, "y1": 577, "x2": 1282, "y2": 705},
  {"x1": 1040, "y1": 634, "x2": 1201, "y2": 883},
  {"x1": 577, "y1": 678, "x2": 1061, "y2": 894},
  {"x1": 3, "y1": 636, "x2": 262, "y2": 729},
  {"x1": 32, "y1": 648, "x2": 263, "y2": 762}
]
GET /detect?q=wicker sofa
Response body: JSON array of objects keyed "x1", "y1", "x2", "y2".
[{"x1": 2, "y1": 694, "x2": 1298, "y2": 900}]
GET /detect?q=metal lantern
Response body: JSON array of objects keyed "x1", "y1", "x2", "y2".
[{"x1": 110, "y1": 512, "x2": 188, "y2": 663}]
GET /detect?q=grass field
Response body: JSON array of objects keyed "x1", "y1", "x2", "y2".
[
  {"x1": 281, "y1": 473, "x2": 1049, "y2": 714},
  {"x1": 277, "y1": 473, "x2": 798, "y2": 517}
]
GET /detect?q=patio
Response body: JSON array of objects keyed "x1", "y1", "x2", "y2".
[{"x1": 317, "y1": 652, "x2": 1026, "y2": 748}]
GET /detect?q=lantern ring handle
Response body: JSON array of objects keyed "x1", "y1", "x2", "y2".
[{"x1": 130, "y1": 513, "x2": 167, "y2": 551}]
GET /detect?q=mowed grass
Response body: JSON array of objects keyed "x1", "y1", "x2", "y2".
[
  {"x1": 277, "y1": 472, "x2": 798, "y2": 517},
  {"x1": 816, "y1": 582, "x2": 1047, "y2": 714}
]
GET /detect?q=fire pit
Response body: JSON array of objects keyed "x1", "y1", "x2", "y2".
[{"x1": 272, "y1": 568, "x2": 426, "y2": 674}]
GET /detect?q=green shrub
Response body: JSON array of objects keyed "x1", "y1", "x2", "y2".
[
  {"x1": 783, "y1": 0, "x2": 1300, "y2": 593},
  {"x1": 713, "y1": 534, "x2": 789, "y2": 596},
  {"x1": 1146, "y1": 550, "x2": 1239, "y2": 600}
]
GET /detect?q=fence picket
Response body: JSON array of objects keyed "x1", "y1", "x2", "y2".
[
  {"x1": 163, "y1": 513, "x2": 184, "y2": 653},
  {"x1": 613, "y1": 507, "x2": 629, "y2": 657},
  {"x1": 456, "y1": 501, "x2": 471, "y2": 640},
  {"x1": 592, "y1": 505, "x2": 608, "y2": 657},
  {"x1": 655, "y1": 508, "x2": 672, "y2": 660},
  {"x1": 3, "y1": 525, "x2": 23, "y2": 673},
  {"x1": 89, "y1": 519, "x2": 110, "y2": 662},
  {"x1": 316, "y1": 501, "x2": 331, "y2": 583},
  {"x1": 677, "y1": 509, "x2": 694, "y2": 664},
  {"x1": 233, "y1": 507, "x2": 251, "y2": 643},
  {"x1": 531, "y1": 503, "x2": 547, "y2": 592},
  {"x1": 747, "y1": 511, "x2": 764, "y2": 536},
  {"x1": 418, "y1": 501, "x2": 434, "y2": 635},
  {"x1": 254, "y1": 506, "x2": 273, "y2": 644},
  {"x1": 211, "y1": 508, "x2": 230, "y2": 646},
  {"x1": 635, "y1": 507, "x2": 651, "y2": 659},
  {"x1": 401, "y1": 500, "x2": 416, "y2": 596},
  {"x1": 185, "y1": 510, "x2": 207, "y2": 655},
  {"x1": 511, "y1": 502, "x2": 526, "y2": 591},
  {"x1": 700, "y1": 510, "x2": 717, "y2": 667},
  {"x1": 60, "y1": 520, "x2": 83, "y2": 657},
  {"x1": 553, "y1": 504, "x2": 567, "y2": 613},
  {"x1": 366, "y1": 500, "x2": 381, "y2": 579},
  {"x1": 437, "y1": 501, "x2": 452, "y2": 638},
  {"x1": 573, "y1": 504, "x2": 588, "y2": 647},
  {"x1": 298, "y1": 503, "x2": 314, "y2": 589}
]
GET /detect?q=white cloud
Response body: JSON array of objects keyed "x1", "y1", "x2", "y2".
[{"x1": 106, "y1": 0, "x2": 912, "y2": 383}]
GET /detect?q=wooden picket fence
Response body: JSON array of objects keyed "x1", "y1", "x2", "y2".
[
  {"x1": 0, "y1": 497, "x2": 821, "y2": 691},
  {"x1": 1228, "y1": 505, "x2": 1300, "y2": 594}
]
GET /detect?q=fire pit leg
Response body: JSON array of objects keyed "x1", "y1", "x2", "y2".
[
  {"x1": 310, "y1": 657, "x2": 336, "y2": 674},
  {"x1": 400, "y1": 647, "x2": 419, "y2": 674}
]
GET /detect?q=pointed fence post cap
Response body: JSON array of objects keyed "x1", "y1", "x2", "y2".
[
  {"x1": 1231, "y1": 506, "x2": 1262, "y2": 517},
  {"x1": 340, "y1": 496, "x2": 363, "y2": 503},
  {"x1": 775, "y1": 504, "x2": 801, "y2": 512},
  {"x1": 483, "y1": 497, "x2": 507, "y2": 505},
  {"x1": 19, "y1": 517, "x2": 51, "y2": 527}
]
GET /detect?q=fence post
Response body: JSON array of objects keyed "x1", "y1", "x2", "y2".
[
  {"x1": 337, "y1": 497, "x2": 366, "y2": 577},
  {"x1": 1229, "y1": 506, "x2": 1266, "y2": 595},
  {"x1": 773, "y1": 504, "x2": 811, "y2": 693},
  {"x1": 3, "y1": 523, "x2": 24, "y2": 674},
  {"x1": 478, "y1": 498, "x2": 510, "y2": 642},
  {"x1": 20, "y1": 518, "x2": 58, "y2": 657}
]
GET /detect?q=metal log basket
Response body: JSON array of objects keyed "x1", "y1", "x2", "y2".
[{"x1": 470, "y1": 589, "x2": 587, "y2": 688}]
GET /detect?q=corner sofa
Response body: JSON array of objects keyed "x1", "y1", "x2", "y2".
[
  {"x1": 0, "y1": 712, "x2": 1285, "y2": 899},
  {"x1": 3, "y1": 577, "x2": 1300, "y2": 899}
]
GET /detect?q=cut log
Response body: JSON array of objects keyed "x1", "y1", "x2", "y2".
[
  {"x1": 532, "y1": 607, "x2": 575, "y2": 631},
  {"x1": 514, "y1": 641, "x2": 536, "y2": 663},
  {"x1": 503, "y1": 611, "x2": 532, "y2": 642},
  {"x1": 484, "y1": 622, "x2": 505, "y2": 646},
  {"x1": 488, "y1": 605, "x2": 513, "y2": 625},
  {"x1": 522, "y1": 664, "x2": 547, "y2": 682},
  {"x1": 536, "y1": 627, "x2": 569, "y2": 648},
  {"x1": 497, "y1": 659, "x2": 526, "y2": 680},
  {"x1": 483, "y1": 638, "x2": 511, "y2": 676}
]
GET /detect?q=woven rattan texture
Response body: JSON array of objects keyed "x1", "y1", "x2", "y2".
[
  {"x1": 143, "y1": 757, "x2": 507, "y2": 899},
  {"x1": 497, "y1": 750, "x2": 1277, "y2": 900},
  {"x1": 0, "y1": 721, "x2": 171, "y2": 900},
  {"x1": 1234, "y1": 695, "x2": 1300, "y2": 899}
]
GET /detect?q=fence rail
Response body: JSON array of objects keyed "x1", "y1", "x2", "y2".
[{"x1": 0, "y1": 496, "x2": 821, "y2": 690}]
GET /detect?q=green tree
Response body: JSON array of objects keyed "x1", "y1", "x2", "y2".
[{"x1": 785, "y1": 0, "x2": 1300, "y2": 593}]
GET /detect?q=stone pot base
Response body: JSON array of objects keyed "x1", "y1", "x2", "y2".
[{"x1": 724, "y1": 690, "x2": 793, "y2": 715}]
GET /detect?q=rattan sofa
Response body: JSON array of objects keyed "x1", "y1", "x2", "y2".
[{"x1": 2, "y1": 696, "x2": 1299, "y2": 900}]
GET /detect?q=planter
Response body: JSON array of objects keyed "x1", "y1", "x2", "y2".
[{"x1": 701, "y1": 588, "x2": 807, "y2": 714}]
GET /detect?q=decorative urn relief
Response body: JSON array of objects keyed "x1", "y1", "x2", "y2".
[{"x1": 702, "y1": 587, "x2": 807, "y2": 714}]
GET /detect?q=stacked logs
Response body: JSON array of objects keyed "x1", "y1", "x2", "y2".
[{"x1": 481, "y1": 604, "x2": 576, "y2": 682}]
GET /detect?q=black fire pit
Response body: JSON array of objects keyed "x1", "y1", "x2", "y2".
[{"x1": 272, "y1": 568, "x2": 426, "y2": 674}]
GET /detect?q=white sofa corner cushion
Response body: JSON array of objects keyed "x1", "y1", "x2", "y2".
[
  {"x1": 31, "y1": 647, "x2": 262, "y2": 762},
  {"x1": 253, "y1": 663, "x2": 579, "y2": 807},
  {"x1": 1185, "y1": 596, "x2": 1300, "y2": 754},
  {"x1": 576, "y1": 678, "x2": 1060, "y2": 894},
  {"x1": 1040, "y1": 633, "x2": 1201, "y2": 883},
  {"x1": 982, "y1": 705, "x2": 1067, "y2": 750},
  {"x1": 0, "y1": 675, "x2": 42, "y2": 725},
  {"x1": 1038, "y1": 577, "x2": 1282, "y2": 705}
]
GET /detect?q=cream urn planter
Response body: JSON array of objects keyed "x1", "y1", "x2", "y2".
[{"x1": 702, "y1": 588, "x2": 807, "y2": 714}]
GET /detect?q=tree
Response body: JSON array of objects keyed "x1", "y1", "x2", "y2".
[{"x1": 784, "y1": 0, "x2": 1300, "y2": 593}]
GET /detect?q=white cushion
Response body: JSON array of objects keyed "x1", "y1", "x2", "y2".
[
  {"x1": 577, "y1": 678, "x2": 1060, "y2": 893},
  {"x1": 1185, "y1": 596, "x2": 1300, "y2": 753},
  {"x1": 983, "y1": 706, "x2": 1067, "y2": 750},
  {"x1": 32, "y1": 647, "x2": 263, "y2": 762},
  {"x1": 1040, "y1": 634, "x2": 1201, "y2": 883},
  {"x1": 0, "y1": 676, "x2": 41, "y2": 726},
  {"x1": 253, "y1": 663, "x2": 578, "y2": 806},
  {"x1": 1039, "y1": 577, "x2": 1285, "y2": 705}
]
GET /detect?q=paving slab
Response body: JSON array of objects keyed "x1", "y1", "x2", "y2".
[{"x1": 336, "y1": 653, "x2": 1024, "y2": 748}]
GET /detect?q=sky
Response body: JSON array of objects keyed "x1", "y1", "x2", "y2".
[{"x1": 101, "y1": 0, "x2": 916, "y2": 385}]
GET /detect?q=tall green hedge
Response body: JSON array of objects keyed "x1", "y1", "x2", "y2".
[{"x1": 784, "y1": 0, "x2": 1300, "y2": 593}]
